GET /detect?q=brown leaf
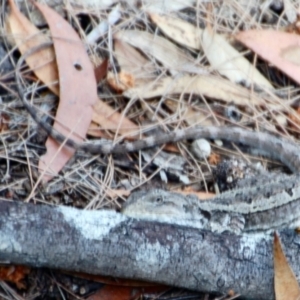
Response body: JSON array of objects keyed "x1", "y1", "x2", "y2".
[
  {"x1": 91, "y1": 101, "x2": 140, "y2": 138},
  {"x1": 208, "y1": 153, "x2": 221, "y2": 165},
  {"x1": 7, "y1": 0, "x2": 58, "y2": 94},
  {"x1": 9, "y1": 0, "x2": 141, "y2": 164},
  {"x1": 235, "y1": 30, "x2": 300, "y2": 85},
  {"x1": 0, "y1": 265, "x2": 30, "y2": 289},
  {"x1": 87, "y1": 286, "x2": 133, "y2": 300},
  {"x1": 68, "y1": 272, "x2": 164, "y2": 287},
  {"x1": 288, "y1": 107, "x2": 300, "y2": 129},
  {"x1": 0, "y1": 112, "x2": 10, "y2": 133},
  {"x1": 94, "y1": 58, "x2": 108, "y2": 83},
  {"x1": 107, "y1": 70, "x2": 135, "y2": 92},
  {"x1": 274, "y1": 232, "x2": 300, "y2": 300},
  {"x1": 33, "y1": 2, "x2": 98, "y2": 181},
  {"x1": 87, "y1": 285, "x2": 168, "y2": 300},
  {"x1": 111, "y1": 38, "x2": 157, "y2": 89}
]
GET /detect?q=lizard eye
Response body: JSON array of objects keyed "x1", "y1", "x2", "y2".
[{"x1": 155, "y1": 196, "x2": 163, "y2": 203}]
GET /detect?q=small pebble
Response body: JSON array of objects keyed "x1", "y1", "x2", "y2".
[{"x1": 191, "y1": 139, "x2": 211, "y2": 159}]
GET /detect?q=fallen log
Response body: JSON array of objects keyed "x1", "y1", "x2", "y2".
[{"x1": 0, "y1": 199, "x2": 298, "y2": 299}]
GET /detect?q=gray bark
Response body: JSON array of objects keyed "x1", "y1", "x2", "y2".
[{"x1": 0, "y1": 200, "x2": 299, "y2": 299}]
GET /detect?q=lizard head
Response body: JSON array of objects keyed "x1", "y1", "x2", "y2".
[{"x1": 121, "y1": 189, "x2": 210, "y2": 228}]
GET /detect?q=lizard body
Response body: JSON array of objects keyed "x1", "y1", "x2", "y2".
[{"x1": 16, "y1": 45, "x2": 300, "y2": 234}]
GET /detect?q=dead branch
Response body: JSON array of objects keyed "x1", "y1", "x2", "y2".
[{"x1": 1, "y1": 200, "x2": 298, "y2": 299}]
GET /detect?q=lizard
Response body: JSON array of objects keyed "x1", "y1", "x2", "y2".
[{"x1": 16, "y1": 44, "x2": 300, "y2": 234}]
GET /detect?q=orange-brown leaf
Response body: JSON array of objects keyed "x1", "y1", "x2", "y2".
[
  {"x1": 0, "y1": 265, "x2": 30, "y2": 289},
  {"x1": 33, "y1": 2, "x2": 98, "y2": 181},
  {"x1": 236, "y1": 30, "x2": 300, "y2": 85},
  {"x1": 87, "y1": 285, "x2": 168, "y2": 300},
  {"x1": 91, "y1": 101, "x2": 140, "y2": 138},
  {"x1": 7, "y1": 0, "x2": 58, "y2": 94},
  {"x1": 274, "y1": 232, "x2": 300, "y2": 300}
]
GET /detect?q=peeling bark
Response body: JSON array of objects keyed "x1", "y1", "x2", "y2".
[{"x1": 0, "y1": 200, "x2": 299, "y2": 299}]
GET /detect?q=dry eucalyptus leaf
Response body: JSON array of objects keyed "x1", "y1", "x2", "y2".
[
  {"x1": 235, "y1": 29, "x2": 300, "y2": 85},
  {"x1": 202, "y1": 27, "x2": 273, "y2": 88},
  {"x1": 124, "y1": 74, "x2": 267, "y2": 107},
  {"x1": 115, "y1": 30, "x2": 207, "y2": 76},
  {"x1": 164, "y1": 99, "x2": 214, "y2": 127},
  {"x1": 274, "y1": 232, "x2": 300, "y2": 300},
  {"x1": 34, "y1": 2, "x2": 97, "y2": 181},
  {"x1": 110, "y1": 39, "x2": 157, "y2": 89},
  {"x1": 149, "y1": 13, "x2": 202, "y2": 49},
  {"x1": 91, "y1": 97, "x2": 140, "y2": 139},
  {"x1": 7, "y1": 0, "x2": 58, "y2": 94}
]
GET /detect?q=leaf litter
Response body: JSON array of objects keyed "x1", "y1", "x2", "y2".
[{"x1": 2, "y1": 0, "x2": 300, "y2": 298}]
